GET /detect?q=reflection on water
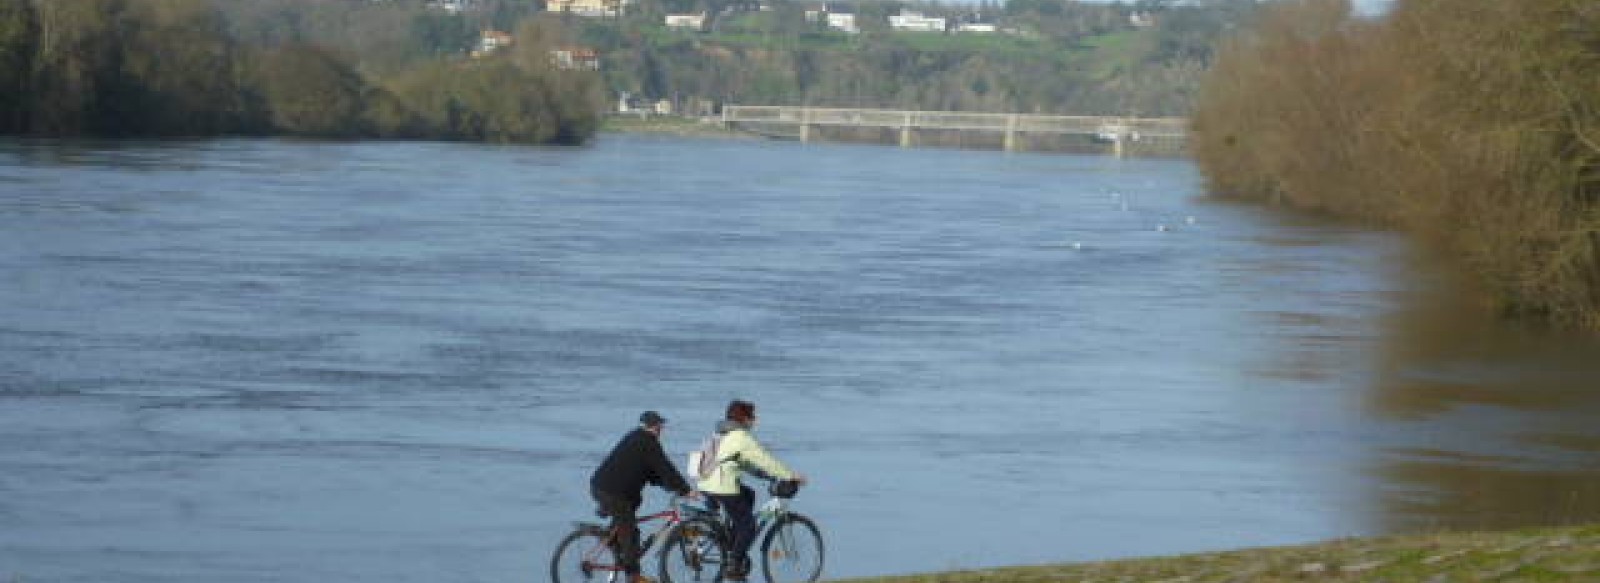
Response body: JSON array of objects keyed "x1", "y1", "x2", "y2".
[{"x1": 1369, "y1": 262, "x2": 1600, "y2": 532}]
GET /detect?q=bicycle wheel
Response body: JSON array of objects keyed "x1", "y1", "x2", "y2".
[
  {"x1": 552, "y1": 524, "x2": 624, "y2": 583},
  {"x1": 759, "y1": 514, "x2": 824, "y2": 583},
  {"x1": 659, "y1": 518, "x2": 727, "y2": 583}
]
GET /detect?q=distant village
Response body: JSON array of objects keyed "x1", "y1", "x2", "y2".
[
  {"x1": 439, "y1": 0, "x2": 1156, "y2": 34},
  {"x1": 426, "y1": 0, "x2": 1160, "y2": 115}
]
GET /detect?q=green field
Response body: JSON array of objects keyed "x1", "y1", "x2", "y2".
[{"x1": 836, "y1": 524, "x2": 1600, "y2": 583}]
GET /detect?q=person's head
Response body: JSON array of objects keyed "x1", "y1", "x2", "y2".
[
  {"x1": 639, "y1": 410, "x2": 667, "y2": 435},
  {"x1": 724, "y1": 400, "x2": 756, "y2": 427}
]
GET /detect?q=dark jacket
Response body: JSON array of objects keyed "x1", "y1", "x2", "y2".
[{"x1": 591, "y1": 427, "x2": 692, "y2": 502}]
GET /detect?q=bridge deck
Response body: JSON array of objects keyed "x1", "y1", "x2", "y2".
[{"x1": 721, "y1": 105, "x2": 1187, "y2": 138}]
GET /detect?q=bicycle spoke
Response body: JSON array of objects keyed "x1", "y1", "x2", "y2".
[
  {"x1": 661, "y1": 519, "x2": 727, "y2": 583},
  {"x1": 553, "y1": 528, "x2": 624, "y2": 583},
  {"x1": 760, "y1": 515, "x2": 824, "y2": 583}
]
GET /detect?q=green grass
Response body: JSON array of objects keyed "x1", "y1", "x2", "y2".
[
  {"x1": 644, "y1": 21, "x2": 1046, "y2": 55},
  {"x1": 1078, "y1": 30, "x2": 1155, "y2": 79},
  {"x1": 601, "y1": 114, "x2": 745, "y2": 138},
  {"x1": 834, "y1": 524, "x2": 1600, "y2": 583},
  {"x1": 888, "y1": 32, "x2": 1044, "y2": 54}
]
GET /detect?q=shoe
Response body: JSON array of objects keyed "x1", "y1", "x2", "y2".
[
  {"x1": 629, "y1": 575, "x2": 656, "y2": 583},
  {"x1": 725, "y1": 560, "x2": 749, "y2": 582}
]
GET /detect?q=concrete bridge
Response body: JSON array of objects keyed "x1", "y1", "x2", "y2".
[{"x1": 720, "y1": 105, "x2": 1187, "y2": 155}]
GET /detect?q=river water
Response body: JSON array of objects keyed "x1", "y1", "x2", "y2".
[{"x1": 2, "y1": 135, "x2": 1598, "y2": 582}]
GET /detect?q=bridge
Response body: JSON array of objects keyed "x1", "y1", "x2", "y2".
[{"x1": 720, "y1": 105, "x2": 1188, "y2": 156}]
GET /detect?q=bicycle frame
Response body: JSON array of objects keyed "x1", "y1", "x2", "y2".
[
  {"x1": 577, "y1": 504, "x2": 688, "y2": 576},
  {"x1": 754, "y1": 496, "x2": 790, "y2": 531}
]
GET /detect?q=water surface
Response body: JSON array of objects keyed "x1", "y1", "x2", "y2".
[{"x1": 2, "y1": 135, "x2": 1598, "y2": 582}]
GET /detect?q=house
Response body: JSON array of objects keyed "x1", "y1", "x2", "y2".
[
  {"x1": 826, "y1": 12, "x2": 858, "y2": 33},
  {"x1": 954, "y1": 22, "x2": 996, "y2": 33},
  {"x1": 807, "y1": 7, "x2": 859, "y2": 34},
  {"x1": 546, "y1": 0, "x2": 628, "y2": 18},
  {"x1": 550, "y1": 46, "x2": 600, "y2": 70},
  {"x1": 664, "y1": 13, "x2": 707, "y2": 30},
  {"x1": 427, "y1": 0, "x2": 467, "y2": 13},
  {"x1": 1130, "y1": 11, "x2": 1156, "y2": 28},
  {"x1": 470, "y1": 29, "x2": 513, "y2": 58},
  {"x1": 889, "y1": 11, "x2": 946, "y2": 32}
]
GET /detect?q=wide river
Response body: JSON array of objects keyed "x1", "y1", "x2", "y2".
[{"x1": 3, "y1": 135, "x2": 1599, "y2": 583}]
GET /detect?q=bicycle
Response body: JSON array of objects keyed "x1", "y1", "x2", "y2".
[
  {"x1": 551, "y1": 496, "x2": 728, "y2": 583},
  {"x1": 704, "y1": 480, "x2": 825, "y2": 583}
]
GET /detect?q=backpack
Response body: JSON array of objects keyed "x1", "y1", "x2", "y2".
[{"x1": 686, "y1": 434, "x2": 722, "y2": 480}]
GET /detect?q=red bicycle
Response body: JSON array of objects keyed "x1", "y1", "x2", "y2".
[{"x1": 551, "y1": 497, "x2": 728, "y2": 583}]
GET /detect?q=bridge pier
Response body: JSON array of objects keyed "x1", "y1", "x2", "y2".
[
  {"x1": 899, "y1": 112, "x2": 914, "y2": 148},
  {"x1": 800, "y1": 124, "x2": 813, "y2": 143},
  {"x1": 1003, "y1": 115, "x2": 1019, "y2": 152}
]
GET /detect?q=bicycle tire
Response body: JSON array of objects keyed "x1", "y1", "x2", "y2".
[
  {"x1": 759, "y1": 513, "x2": 824, "y2": 583},
  {"x1": 552, "y1": 525, "x2": 620, "y2": 583},
  {"x1": 659, "y1": 517, "x2": 728, "y2": 583}
]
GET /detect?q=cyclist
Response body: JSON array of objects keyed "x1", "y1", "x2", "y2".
[
  {"x1": 590, "y1": 411, "x2": 697, "y2": 583},
  {"x1": 698, "y1": 400, "x2": 806, "y2": 581}
]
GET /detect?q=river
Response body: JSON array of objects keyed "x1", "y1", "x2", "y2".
[{"x1": 2, "y1": 135, "x2": 1598, "y2": 582}]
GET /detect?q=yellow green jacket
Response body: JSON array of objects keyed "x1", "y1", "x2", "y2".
[{"x1": 696, "y1": 422, "x2": 794, "y2": 495}]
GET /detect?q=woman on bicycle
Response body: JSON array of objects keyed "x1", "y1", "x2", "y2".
[{"x1": 697, "y1": 400, "x2": 806, "y2": 582}]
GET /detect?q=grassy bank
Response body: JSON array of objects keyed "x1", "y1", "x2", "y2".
[
  {"x1": 600, "y1": 114, "x2": 750, "y2": 139},
  {"x1": 838, "y1": 523, "x2": 1600, "y2": 582}
]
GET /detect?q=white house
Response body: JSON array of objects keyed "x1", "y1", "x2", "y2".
[
  {"x1": 664, "y1": 13, "x2": 706, "y2": 30},
  {"x1": 551, "y1": 46, "x2": 600, "y2": 70},
  {"x1": 469, "y1": 30, "x2": 513, "y2": 57},
  {"x1": 889, "y1": 11, "x2": 946, "y2": 32},
  {"x1": 827, "y1": 12, "x2": 858, "y2": 33},
  {"x1": 427, "y1": 0, "x2": 467, "y2": 13},
  {"x1": 806, "y1": 6, "x2": 859, "y2": 33},
  {"x1": 954, "y1": 22, "x2": 996, "y2": 33},
  {"x1": 546, "y1": 0, "x2": 630, "y2": 18}
]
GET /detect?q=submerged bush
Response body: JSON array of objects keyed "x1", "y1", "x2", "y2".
[{"x1": 1191, "y1": 0, "x2": 1600, "y2": 328}]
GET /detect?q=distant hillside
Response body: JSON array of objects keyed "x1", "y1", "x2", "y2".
[
  {"x1": 211, "y1": 0, "x2": 1261, "y2": 117},
  {"x1": 570, "y1": 0, "x2": 1258, "y2": 115}
]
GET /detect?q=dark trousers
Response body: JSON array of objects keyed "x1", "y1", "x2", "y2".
[
  {"x1": 708, "y1": 483, "x2": 757, "y2": 572},
  {"x1": 592, "y1": 488, "x2": 643, "y2": 575}
]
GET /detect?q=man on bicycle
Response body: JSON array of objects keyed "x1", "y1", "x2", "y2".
[
  {"x1": 698, "y1": 400, "x2": 806, "y2": 581},
  {"x1": 591, "y1": 411, "x2": 696, "y2": 583}
]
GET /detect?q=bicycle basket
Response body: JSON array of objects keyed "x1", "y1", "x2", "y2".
[{"x1": 769, "y1": 479, "x2": 801, "y2": 499}]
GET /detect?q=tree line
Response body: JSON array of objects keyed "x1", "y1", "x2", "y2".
[
  {"x1": 1190, "y1": 0, "x2": 1600, "y2": 329},
  {"x1": 0, "y1": 0, "x2": 601, "y2": 144}
]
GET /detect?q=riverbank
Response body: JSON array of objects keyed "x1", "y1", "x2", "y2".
[
  {"x1": 600, "y1": 114, "x2": 753, "y2": 139},
  {"x1": 837, "y1": 524, "x2": 1600, "y2": 582}
]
